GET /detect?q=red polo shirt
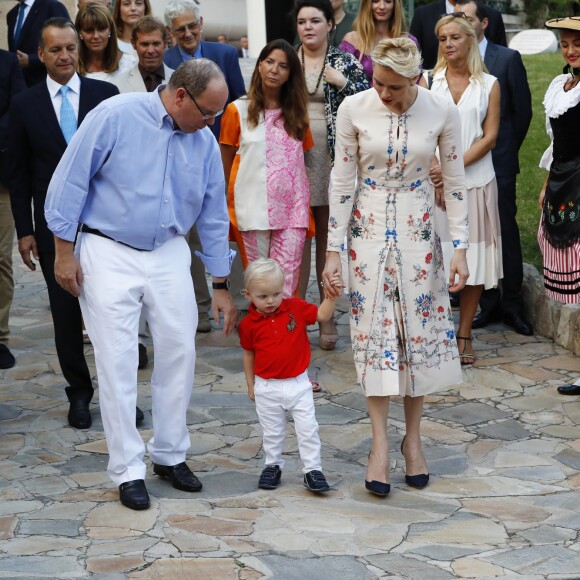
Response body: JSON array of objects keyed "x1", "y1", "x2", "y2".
[{"x1": 239, "y1": 298, "x2": 318, "y2": 379}]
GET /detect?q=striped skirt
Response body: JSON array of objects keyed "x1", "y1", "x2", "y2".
[{"x1": 537, "y1": 223, "x2": 580, "y2": 304}]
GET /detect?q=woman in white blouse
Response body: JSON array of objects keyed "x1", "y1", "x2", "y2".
[
  {"x1": 76, "y1": 3, "x2": 134, "y2": 83},
  {"x1": 424, "y1": 13, "x2": 502, "y2": 365}
]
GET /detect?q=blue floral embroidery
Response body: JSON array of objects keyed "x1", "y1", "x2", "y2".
[
  {"x1": 415, "y1": 292, "x2": 434, "y2": 328},
  {"x1": 451, "y1": 191, "x2": 464, "y2": 201},
  {"x1": 452, "y1": 239, "x2": 461, "y2": 248},
  {"x1": 350, "y1": 290, "x2": 366, "y2": 325},
  {"x1": 446, "y1": 329, "x2": 455, "y2": 340}
]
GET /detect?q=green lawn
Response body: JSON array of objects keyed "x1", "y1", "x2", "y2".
[{"x1": 517, "y1": 53, "x2": 563, "y2": 271}]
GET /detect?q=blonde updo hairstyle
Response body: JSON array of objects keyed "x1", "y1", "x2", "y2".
[
  {"x1": 433, "y1": 14, "x2": 486, "y2": 83},
  {"x1": 370, "y1": 37, "x2": 421, "y2": 79}
]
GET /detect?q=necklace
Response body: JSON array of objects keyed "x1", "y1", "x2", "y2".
[{"x1": 301, "y1": 44, "x2": 328, "y2": 96}]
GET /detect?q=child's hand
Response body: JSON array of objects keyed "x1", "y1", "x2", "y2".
[
  {"x1": 323, "y1": 273, "x2": 345, "y2": 299},
  {"x1": 248, "y1": 385, "x2": 255, "y2": 402},
  {"x1": 331, "y1": 273, "x2": 345, "y2": 289}
]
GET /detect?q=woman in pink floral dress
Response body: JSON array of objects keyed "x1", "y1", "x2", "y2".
[
  {"x1": 220, "y1": 40, "x2": 313, "y2": 297},
  {"x1": 322, "y1": 38, "x2": 469, "y2": 495}
]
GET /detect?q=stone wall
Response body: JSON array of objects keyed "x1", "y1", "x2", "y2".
[{"x1": 523, "y1": 263, "x2": 580, "y2": 357}]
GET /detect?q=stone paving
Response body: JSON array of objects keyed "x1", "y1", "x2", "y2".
[{"x1": 2, "y1": 240, "x2": 580, "y2": 580}]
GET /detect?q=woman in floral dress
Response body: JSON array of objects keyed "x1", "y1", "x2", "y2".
[
  {"x1": 220, "y1": 39, "x2": 312, "y2": 298},
  {"x1": 322, "y1": 38, "x2": 469, "y2": 495}
]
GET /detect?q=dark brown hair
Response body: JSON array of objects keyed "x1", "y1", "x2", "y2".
[{"x1": 247, "y1": 39, "x2": 309, "y2": 142}]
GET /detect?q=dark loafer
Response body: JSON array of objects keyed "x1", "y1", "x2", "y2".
[
  {"x1": 119, "y1": 479, "x2": 150, "y2": 510},
  {"x1": 68, "y1": 400, "x2": 92, "y2": 429},
  {"x1": 138, "y1": 343, "x2": 148, "y2": 369},
  {"x1": 65, "y1": 387, "x2": 93, "y2": 429},
  {"x1": 136, "y1": 406, "x2": 144, "y2": 426},
  {"x1": 557, "y1": 384, "x2": 580, "y2": 396},
  {"x1": 472, "y1": 308, "x2": 502, "y2": 329},
  {"x1": 153, "y1": 461, "x2": 202, "y2": 492},
  {"x1": 502, "y1": 311, "x2": 533, "y2": 336}
]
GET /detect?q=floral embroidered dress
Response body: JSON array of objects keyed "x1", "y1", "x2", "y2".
[
  {"x1": 328, "y1": 87, "x2": 469, "y2": 397},
  {"x1": 537, "y1": 74, "x2": 580, "y2": 303}
]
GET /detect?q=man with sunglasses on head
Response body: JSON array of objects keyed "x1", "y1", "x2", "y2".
[
  {"x1": 410, "y1": 0, "x2": 506, "y2": 70},
  {"x1": 163, "y1": 0, "x2": 247, "y2": 334},
  {"x1": 45, "y1": 58, "x2": 236, "y2": 510},
  {"x1": 455, "y1": 0, "x2": 533, "y2": 336}
]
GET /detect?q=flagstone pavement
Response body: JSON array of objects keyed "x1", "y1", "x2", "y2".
[{"x1": 1, "y1": 236, "x2": 580, "y2": 580}]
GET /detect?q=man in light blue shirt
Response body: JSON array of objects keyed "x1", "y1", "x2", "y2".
[{"x1": 45, "y1": 58, "x2": 236, "y2": 510}]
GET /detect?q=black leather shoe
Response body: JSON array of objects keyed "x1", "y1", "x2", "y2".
[
  {"x1": 136, "y1": 406, "x2": 144, "y2": 426},
  {"x1": 557, "y1": 384, "x2": 580, "y2": 395},
  {"x1": 0, "y1": 344, "x2": 15, "y2": 369},
  {"x1": 472, "y1": 308, "x2": 502, "y2": 329},
  {"x1": 68, "y1": 400, "x2": 92, "y2": 429},
  {"x1": 138, "y1": 343, "x2": 148, "y2": 369},
  {"x1": 119, "y1": 479, "x2": 150, "y2": 510},
  {"x1": 153, "y1": 461, "x2": 202, "y2": 492},
  {"x1": 502, "y1": 311, "x2": 533, "y2": 336},
  {"x1": 65, "y1": 387, "x2": 92, "y2": 429}
]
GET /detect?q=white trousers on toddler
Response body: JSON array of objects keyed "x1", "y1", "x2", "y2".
[{"x1": 254, "y1": 370, "x2": 322, "y2": 473}]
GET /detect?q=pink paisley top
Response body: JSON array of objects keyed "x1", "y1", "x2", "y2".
[{"x1": 220, "y1": 100, "x2": 314, "y2": 232}]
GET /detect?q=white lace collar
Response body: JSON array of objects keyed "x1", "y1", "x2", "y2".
[{"x1": 543, "y1": 73, "x2": 580, "y2": 118}]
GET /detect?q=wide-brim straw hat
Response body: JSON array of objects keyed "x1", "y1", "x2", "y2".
[{"x1": 545, "y1": 16, "x2": 580, "y2": 31}]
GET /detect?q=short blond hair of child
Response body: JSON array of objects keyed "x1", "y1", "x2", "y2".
[{"x1": 244, "y1": 258, "x2": 285, "y2": 290}]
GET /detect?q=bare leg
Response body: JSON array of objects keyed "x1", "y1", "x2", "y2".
[
  {"x1": 402, "y1": 395, "x2": 428, "y2": 476},
  {"x1": 458, "y1": 284, "x2": 484, "y2": 361},
  {"x1": 298, "y1": 237, "x2": 311, "y2": 299},
  {"x1": 366, "y1": 396, "x2": 390, "y2": 484},
  {"x1": 312, "y1": 205, "x2": 337, "y2": 345}
]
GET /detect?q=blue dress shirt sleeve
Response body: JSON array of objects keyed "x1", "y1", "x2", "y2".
[{"x1": 45, "y1": 91, "x2": 233, "y2": 276}]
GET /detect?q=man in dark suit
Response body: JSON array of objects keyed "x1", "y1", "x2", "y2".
[
  {"x1": 410, "y1": 0, "x2": 506, "y2": 70},
  {"x1": 8, "y1": 18, "x2": 121, "y2": 428},
  {"x1": 0, "y1": 50, "x2": 26, "y2": 370},
  {"x1": 163, "y1": 0, "x2": 246, "y2": 333},
  {"x1": 7, "y1": 0, "x2": 69, "y2": 86},
  {"x1": 163, "y1": 0, "x2": 245, "y2": 140},
  {"x1": 454, "y1": 0, "x2": 533, "y2": 335}
]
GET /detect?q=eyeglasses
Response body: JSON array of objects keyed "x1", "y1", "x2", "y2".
[
  {"x1": 182, "y1": 85, "x2": 224, "y2": 120},
  {"x1": 450, "y1": 11, "x2": 468, "y2": 19},
  {"x1": 173, "y1": 22, "x2": 200, "y2": 36}
]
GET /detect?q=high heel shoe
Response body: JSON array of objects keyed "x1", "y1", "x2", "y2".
[
  {"x1": 365, "y1": 451, "x2": 390, "y2": 497},
  {"x1": 400, "y1": 436, "x2": 430, "y2": 489}
]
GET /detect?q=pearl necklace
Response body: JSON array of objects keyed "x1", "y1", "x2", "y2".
[{"x1": 301, "y1": 44, "x2": 329, "y2": 96}]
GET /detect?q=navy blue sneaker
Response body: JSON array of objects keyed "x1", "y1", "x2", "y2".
[
  {"x1": 304, "y1": 470, "x2": 330, "y2": 493},
  {"x1": 258, "y1": 465, "x2": 281, "y2": 489}
]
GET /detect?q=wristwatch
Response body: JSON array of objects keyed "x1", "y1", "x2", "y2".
[{"x1": 212, "y1": 279, "x2": 230, "y2": 290}]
